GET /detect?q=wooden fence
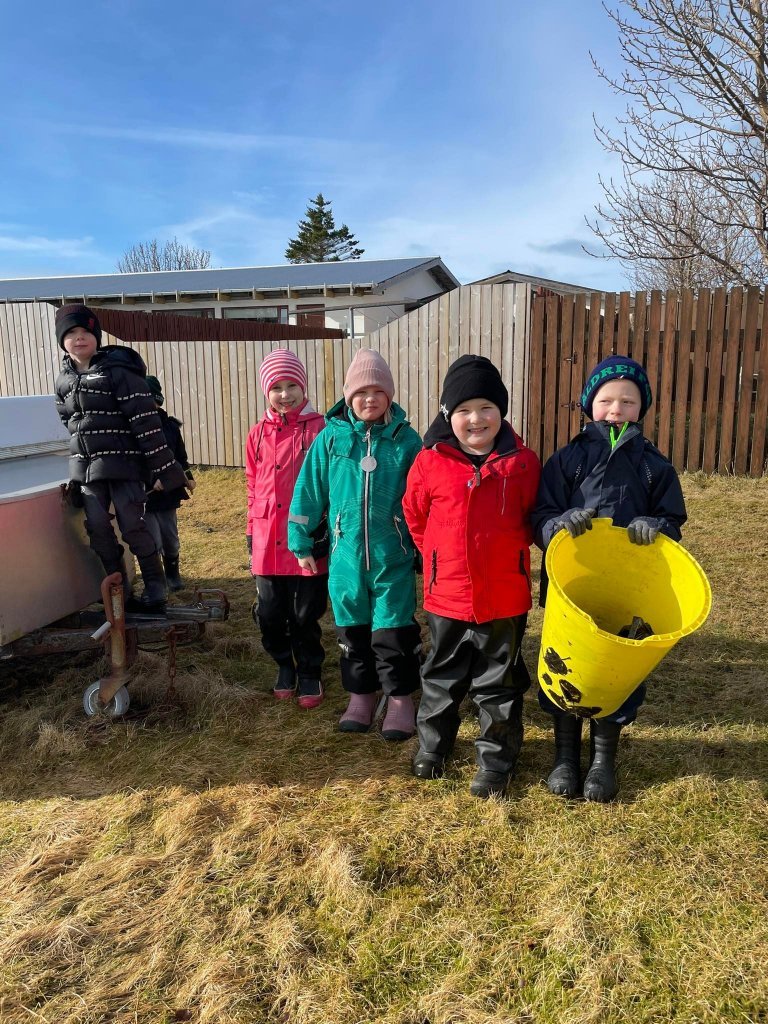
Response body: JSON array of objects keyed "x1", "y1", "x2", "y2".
[
  {"x1": 2, "y1": 286, "x2": 767, "y2": 475},
  {"x1": 528, "y1": 288, "x2": 768, "y2": 476}
]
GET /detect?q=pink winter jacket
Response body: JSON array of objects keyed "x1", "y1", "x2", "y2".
[{"x1": 245, "y1": 399, "x2": 327, "y2": 576}]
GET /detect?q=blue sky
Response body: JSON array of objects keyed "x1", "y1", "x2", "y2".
[{"x1": 0, "y1": 0, "x2": 630, "y2": 288}]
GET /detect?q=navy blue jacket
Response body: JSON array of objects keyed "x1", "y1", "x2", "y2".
[
  {"x1": 145, "y1": 409, "x2": 194, "y2": 512},
  {"x1": 531, "y1": 421, "x2": 687, "y2": 604}
]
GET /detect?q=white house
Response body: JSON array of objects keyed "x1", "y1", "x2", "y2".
[{"x1": 0, "y1": 257, "x2": 459, "y2": 338}]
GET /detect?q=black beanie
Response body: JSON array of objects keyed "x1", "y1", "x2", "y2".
[
  {"x1": 580, "y1": 355, "x2": 652, "y2": 420},
  {"x1": 439, "y1": 354, "x2": 508, "y2": 421},
  {"x1": 55, "y1": 304, "x2": 102, "y2": 350}
]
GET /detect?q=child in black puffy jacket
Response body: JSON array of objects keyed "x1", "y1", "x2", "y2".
[
  {"x1": 531, "y1": 355, "x2": 686, "y2": 803},
  {"x1": 54, "y1": 304, "x2": 187, "y2": 613}
]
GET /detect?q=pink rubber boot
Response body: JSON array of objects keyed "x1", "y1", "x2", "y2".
[
  {"x1": 381, "y1": 695, "x2": 416, "y2": 741},
  {"x1": 339, "y1": 692, "x2": 379, "y2": 733}
]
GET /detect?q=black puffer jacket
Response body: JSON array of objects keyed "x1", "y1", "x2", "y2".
[
  {"x1": 146, "y1": 409, "x2": 194, "y2": 512},
  {"x1": 55, "y1": 346, "x2": 188, "y2": 489},
  {"x1": 531, "y1": 420, "x2": 687, "y2": 604}
]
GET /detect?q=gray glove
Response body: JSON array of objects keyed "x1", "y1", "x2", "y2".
[
  {"x1": 553, "y1": 507, "x2": 597, "y2": 539},
  {"x1": 246, "y1": 535, "x2": 253, "y2": 556},
  {"x1": 627, "y1": 517, "x2": 662, "y2": 545}
]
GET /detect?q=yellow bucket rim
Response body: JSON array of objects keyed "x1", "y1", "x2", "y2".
[{"x1": 544, "y1": 519, "x2": 712, "y2": 647}]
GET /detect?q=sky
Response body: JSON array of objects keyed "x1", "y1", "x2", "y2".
[{"x1": 0, "y1": 0, "x2": 632, "y2": 289}]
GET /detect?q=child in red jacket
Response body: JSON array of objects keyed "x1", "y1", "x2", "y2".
[
  {"x1": 246, "y1": 350, "x2": 328, "y2": 708},
  {"x1": 403, "y1": 355, "x2": 541, "y2": 798}
]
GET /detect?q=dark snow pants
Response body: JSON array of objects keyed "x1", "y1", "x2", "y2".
[
  {"x1": 417, "y1": 612, "x2": 530, "y2": 776},
  {"x1": 254, "y1": 574, "x2": 328, "y2": 678},
  {"x1": 336, "y1": 622, "x2": 422, "y2": 697},
  {"x1": 81, "y1": 479, "x2": 157, "y2": 569}
]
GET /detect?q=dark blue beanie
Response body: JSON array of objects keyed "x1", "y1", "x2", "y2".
[{"x1": 580, "y1": 356, "x2": 652, "y2": 420}]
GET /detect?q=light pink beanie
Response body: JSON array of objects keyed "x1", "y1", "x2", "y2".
[
  {"x1": 343, "y1": 349, "x2": 395, "y2": 405},
  {"x1": 259, "y1": 349, "x2": 307, "y2": 396}
]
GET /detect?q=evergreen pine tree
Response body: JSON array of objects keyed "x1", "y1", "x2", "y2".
[{"x1": 284, "y1": 194, "x2": 364, "y2": 263}]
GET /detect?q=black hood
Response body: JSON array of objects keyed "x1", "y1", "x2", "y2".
[
  {"x1": 423, "y1": 415, "x2": 519, "y2": 456},
  {"x1": 88, "y1": 345, "x2": 148, "y2": 376}
]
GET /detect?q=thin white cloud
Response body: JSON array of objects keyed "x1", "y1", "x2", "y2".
[{"x1": 0, "y1": 234, "x2": 98, "y2": 259}]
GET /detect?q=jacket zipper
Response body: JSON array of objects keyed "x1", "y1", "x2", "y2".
[
  {"x1": 429, "y1": 549, "x2": 438, "y2": 593},
  {"x1": 393, "y1": 515, "x2": 407, "y2": 554},
  {"x1": 363, "y1": 427, "x2": 371, "y2": 571}
]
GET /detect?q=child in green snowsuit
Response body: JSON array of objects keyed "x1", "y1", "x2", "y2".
[{"x1": 288, "y1": 349, "x2": 422, "y2": 740}]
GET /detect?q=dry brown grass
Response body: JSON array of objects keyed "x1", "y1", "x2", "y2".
[{"x1": 0, "y1": 470, "x2": 766, "y2": 1024}]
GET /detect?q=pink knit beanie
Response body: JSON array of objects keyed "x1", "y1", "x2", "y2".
[
  {"x1": 343, "y1": 349, "x2": 395, "y2": 405},
  {"x1": 259, "y1": 349, "x2": 307, "y2": 396}
]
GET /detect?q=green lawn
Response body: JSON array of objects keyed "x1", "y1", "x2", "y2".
[{"x1": 0, "y1": 471, "x2": 766, "y2": 1024}]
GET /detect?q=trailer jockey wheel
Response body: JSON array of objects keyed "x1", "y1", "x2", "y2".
[{"x1": 82, "y1": 681, "x2": 130, "y2": 718}]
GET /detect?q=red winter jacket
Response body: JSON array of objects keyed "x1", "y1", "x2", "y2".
[
  {"x1": 403, "y1": 423, "x2": 541, "y2": 622},
  {"x1": 246, "y1": 399, "x2": 327, "y2": 576}
]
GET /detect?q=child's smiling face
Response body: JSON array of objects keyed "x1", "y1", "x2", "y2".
[
  {"x1": 591, "y1": 379, "x2": 642, "y2": 424},
  {"x1": 350, "y1": 387, "x2": 389, "y2": 423},
  {"x1": 268, "y1": 379, "x2": 304, "y2": 414},
  {"x1": 450, "y1": 398, "x2": 501, "y2": 454},
  {"x1": 63, "y1": 327, "x2": 98, "y2": 370}
]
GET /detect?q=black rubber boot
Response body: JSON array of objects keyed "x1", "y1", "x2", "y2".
[
  {"x1": 583, "y1": 720, "x2": 622, "y2": 803},
  {"x1": 469, "y1": 769, "x2": 509, "y2": 800},
  {"x1": 273, "y1": 661, "x2": 297, "y2": 699},
  {"x1": 546, "y1": 715, "x2": 583, "y2": 798},
  {"x1": 412, "y1": 752, "x2": 445, "y2": 780},
  {"x1": 136, "y1": 552, "x2": 167, "y2": 615},
  {"x1": 164, "y1": 556, "x2": 183, "y2": 592}
]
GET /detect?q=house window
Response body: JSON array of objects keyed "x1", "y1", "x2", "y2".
[
  {"x1": 174, "y1": 308, "x2": 216, "y2": 318},
  {"x1": 222, "y1": 306, "x2": 289, "y2": 324}
]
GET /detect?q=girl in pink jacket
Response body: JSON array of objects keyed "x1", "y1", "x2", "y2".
[{"x1": 246, "y1": 350, "x2": 328, "y2": 708}]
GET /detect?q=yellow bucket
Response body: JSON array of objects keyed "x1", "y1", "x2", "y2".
[{"x1": 537, "y1": 518, "x2": 711, "y2": 718}]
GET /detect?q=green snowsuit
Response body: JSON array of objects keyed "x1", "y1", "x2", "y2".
[
  {"x1": 289, "y1": 398, "x2": 422, "y2": 628},
  {"x1": 288, "y1": 399, "x2": 423, "y2": 696}
]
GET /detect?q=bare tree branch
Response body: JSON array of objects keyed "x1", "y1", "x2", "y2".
[
  {"x1": 590, "y1": 0, "x2": 768, "y2": 286},
  {"x1": 116, "y1": 238, "x2": 212, "y2": 273}
]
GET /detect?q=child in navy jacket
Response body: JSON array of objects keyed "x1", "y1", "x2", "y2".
[{"x1": 531, "y1": 355, "x2": 686, "y2": 802}]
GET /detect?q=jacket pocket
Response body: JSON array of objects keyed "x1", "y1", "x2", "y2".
[
  {"x1": 519, "y1": 548, "x2": 531, "y2": 591},
  {"x1": 251, "y1": 498, "x2": 270, "y2": 518},
  {"x1": 393, "y1": 515, "x2": 408, "y2": 555},
  {"x1": 428, "y1": 549, "x2": 438, "y2": 593}
]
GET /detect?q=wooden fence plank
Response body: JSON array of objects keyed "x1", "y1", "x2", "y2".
[
  {"x1": 616, "y1": 292, "x2": 630, "y2": 355},
  {"x1": 569, "y1": 292, "x2": 587, "y2": 438},
  {"x1": 527, "y1": 295, "x2": 545, "y2": 457},
  {"x1": 672, "y1": 288, "x2": 693, "y2": 470},
  {"x1": 469, "y1": 285, "x2": 481, "y2": 355},
  {"x1": 644, "y1": 291, "x2": 663, "y2": 447},
  {"x1": 480, "y1": 284, "x2": 492, "y2": 360},
  {"x1": 586, "y1": 293, "x2": 602, "y2": 373},
  {"x1": 631, "y1": 292, "x2": 647, "y2": 367},
  {"x1": 702, "y1": 288, "x2": 727, "y2": 473},
  {"x1": 718, "y1": 288, "x2": 743, "y2": 472},
  {"x1": 398, "y1": 310, "x2": 410, "y2": 420},
  {"x1": 686, "y1": 289, "x2": 710, "y2": 472},
  {"x1": 750, "y1": 288, "x2": 768, "y2": 476},
  {"x1": 419, "y1": 303, "x2": 430, "y2": 430},
  {"x1": 657, "y1": 291, "x2": 678, "y2": 455},
  {"x1": 490, "y1": 284, "x2": 503, "y2": 373},
  {"x1": 557, "y1": 295, "x2": 574, "y2": 449},
  {"x1": 734, "y1": 288, "x2": 760, "y2": 475},
  {"x1": 542, "y1": 296, "x2": 560, "y2": 461},
  {"x1": 513, "y1": 285, "x2": 529, "y2": 436},
  {"x1": 428, "y1": 296, "x2": 440, "y2": 422},
  {"x1": 602, "y1": 291, "x2": 616, "y2": 357}
]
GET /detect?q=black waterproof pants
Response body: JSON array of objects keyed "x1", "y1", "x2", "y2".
[
  {"x1": 417, "y1": 613, "x2": 530, "y2": 776},
  {"x1": 254, "y1": 574, "x2": 328, "y2": 677},
  {"x1": 336, "y1": 622, "x2": 422, "y2": 697}
]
